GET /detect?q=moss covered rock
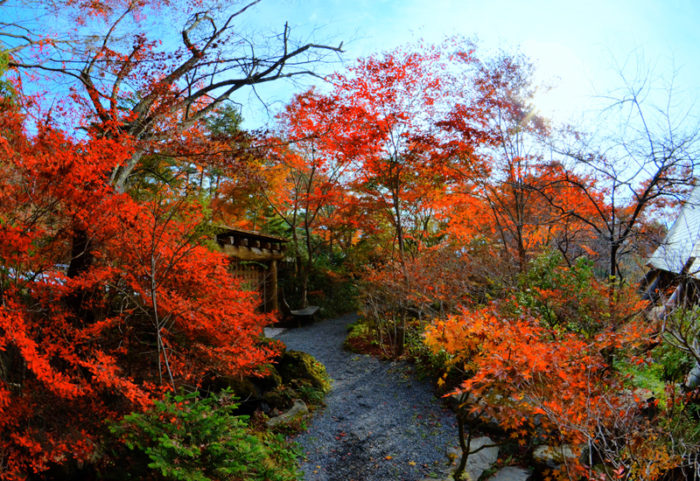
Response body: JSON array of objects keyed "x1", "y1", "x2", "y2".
[
  {"x1": 276, "y1": 350, "x2": 331, "y2": 393},
  {"x1": 253, "y1": 365, "x2": 283, "y2": 392},
  {"x1": 203, "y1": 351, "x2": 329, "y2": 416},
  {"x1": 261, "y1": 386, "x2": 294, "y2": 411},
  {"x1": 223, "y1": 375, "x2": 261, "y2": 400}
]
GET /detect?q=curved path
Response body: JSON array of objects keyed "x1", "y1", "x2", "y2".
[{"x1": 276, "y1": 314, "x2": 459, "y2": 481}]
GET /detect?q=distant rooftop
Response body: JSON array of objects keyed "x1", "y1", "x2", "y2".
[{"x1": 648, "y1": 184, "x2": 700, "y2": 279}]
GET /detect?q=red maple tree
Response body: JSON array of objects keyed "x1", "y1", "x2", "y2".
[{"x1": 0, "y1": 103, "x2": 276, "y2": 478}]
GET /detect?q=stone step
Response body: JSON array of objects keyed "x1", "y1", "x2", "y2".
[
  {"x1": 436, "y1": 436, "x2": 500, "y2": 481},
  {"x1": 465, "y1": 436, "x2": 500, "y2": 481},
  {"x1": 487, "y1": 466, "x2": 532, "y2": 481}
]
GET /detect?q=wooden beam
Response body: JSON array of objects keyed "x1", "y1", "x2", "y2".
[{"x1": 221, "y1": 244, "x2": 285, "y2": 261}]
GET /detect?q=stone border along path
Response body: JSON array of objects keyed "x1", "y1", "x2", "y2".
[{"x1": 272, "y1": 314, "x2": 532, "y2": 481}]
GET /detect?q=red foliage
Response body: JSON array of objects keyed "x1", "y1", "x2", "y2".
[
  {"x1": 424, "y1": 301, "x2": 673, "y2": 480},
  {"x1": 299, "y1": 43, "x2": 487, "y2": 259},
  {"x1": 0, "y1": 108, "x2": 276, "y2": 479}
]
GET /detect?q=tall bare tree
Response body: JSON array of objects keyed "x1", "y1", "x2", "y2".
[{"x1": 549, "y1": 68, "x2": 700, "y2": 280}]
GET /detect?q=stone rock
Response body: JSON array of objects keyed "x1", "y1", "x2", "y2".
[
  {"x1": 265, "y1": 399, "x2": 309, "y2": 427},
  {"x1": 263, "y1": 327, "x2": 286, "y2": 338},
  {"x1": 686, "y1": 362, "x2": 700, "y2": 388},
  {"x1": 647, "y1": 305, "x2": 666, "y2": 321},
  {"x1": 446, "y1": 445, "x2": 461, "y2": 463},
  {"x1": 632, "y1": 387, "x2": 654, "y2": 402},
  {"x1": 203, "y1": 363, "x2": 297, "y2": 416},
  {"x1": 214, "y1": 366, "x2": 279, "y2": 397},
  {"x1": 487, "y1": 466, "x2": 532, "y2": 481},
  {"x1": 261, "y1": 386, "x2": 294, "y2": 411},
  {"x1": 252, "y1": 365, "x2": 283, "y2": 392},
  {"x1": 276, "y1": 350, "x2": 331, "y2": 392},
  {"x1": 447, "y1": 395, "x2": 505, "y2": 436},
  {"x1": 532, "y1": 444, "x2": 576, "y2": 468},
  {"x1": 443, "y1": 437, "x2": 500, "y2": 480},
  {"x1": 465, "y1": 436, "x2": 500, "y2": 481},
  {"x1": 224, "y1": 375, "x2": 260, "y2": 400}
]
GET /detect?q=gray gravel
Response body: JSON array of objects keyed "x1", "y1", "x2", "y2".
[{"x1": 276, "y1": 313, "x2": 459, "y2": 481}]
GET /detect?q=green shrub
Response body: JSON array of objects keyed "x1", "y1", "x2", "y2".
[
  {"x1": 111, "y1": 389, "x2": 300, "y2": 481},
  {"x1": 404, "y1": 321, "x2": 451, "y2": 379},
  {"x1": 516, "y1": 251, "x2": 606, "y2": 335},
  {"x1": 344, "y1": 320, "x2": 374, "y2": 350},
  {"x1": 654, "y1": 339, "x2": 695, "y2": 383},
  {"x1": 279, "y1": 248, "x2": 359, "y2": 320},
  {"x1": 615, "y1": 359, "x2": 668, "y2": 402},
  {"x1": 306, "y1": 268, "x2": 358, "y2": 318}
]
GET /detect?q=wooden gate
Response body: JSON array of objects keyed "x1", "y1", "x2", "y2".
[{"x1": 215, "y1": 227, "x2": 286, "y2": 314}]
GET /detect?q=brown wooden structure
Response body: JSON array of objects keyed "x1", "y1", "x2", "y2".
[{"x1": 215, "y1": 226, "x2": 286, "y2": 313}]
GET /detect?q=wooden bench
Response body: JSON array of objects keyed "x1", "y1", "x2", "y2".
[
  {"x1": 280, "y1": 299, "x2": 320, "y2": 327},
  {"x1": 290, "y1": 305, "x2": 319, "y2": 320}
]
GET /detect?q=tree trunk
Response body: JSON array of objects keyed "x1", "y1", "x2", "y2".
[
  {"x1": 66, "y1": 228, "x2": 93, "y2": 279},
  {"x1": 65, "y1": 228, "x2": 95, "y2": 322},
  {"x1": 392, "y1": 188, "x2": 405, "y2": 262},
  {"x1": 453, "y1": 410, "x2": 473, "y2": 481},
  {"x1": 302, "y1": 221, "x2": 313, "y2": 309},
  {"x1": 609, "y1": 241, "x2": 620, "y2": 280},
  {"x1": 111, "y1": 151, "x2": 144, "y2": 193}
]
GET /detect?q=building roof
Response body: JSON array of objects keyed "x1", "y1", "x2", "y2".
[
  {"x1": 648, "y1": 184, "x2": 700, "y2": 279},
  {"x1": 215, "y1": 225, "x2": 288, "y2": 244}
]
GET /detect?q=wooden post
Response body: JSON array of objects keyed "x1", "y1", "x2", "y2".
[{"x1": 270, "y1": 259, "x2": 279, "y2": 314}]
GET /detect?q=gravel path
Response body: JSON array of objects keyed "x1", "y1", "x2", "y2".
[{"x1": 276, "y1": 313, "x2": 459, "y2": 481}]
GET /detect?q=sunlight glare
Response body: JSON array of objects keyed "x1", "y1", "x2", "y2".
[{"x1": 525, "y1": 41, "x2": 590, "y2": 124}]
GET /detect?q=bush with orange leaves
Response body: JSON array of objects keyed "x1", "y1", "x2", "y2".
[
  {"x1": 424, "y1": 300, "x2": 698, "y2": 480},
  {"x1": 358, "y1": 241, "x2": 505, "y2": 356}
]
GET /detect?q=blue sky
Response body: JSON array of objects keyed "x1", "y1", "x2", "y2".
[{"x1": 240, "y1": 0, "x2": 700, "y2": 130}]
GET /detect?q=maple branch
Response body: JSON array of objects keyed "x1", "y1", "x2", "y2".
[{"x1": 6, "y1": 0, "x2": 344, "y2": 191}]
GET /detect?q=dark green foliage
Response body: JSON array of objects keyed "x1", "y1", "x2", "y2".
[
  {"x1": 259, "y1": 209, "x2": 291, "y2": 239},
  {"x1": 344, "y1": 320, "x2": 374, "y2": 349},
  {"x1": 403, "y1": 321, "x2": 452, "y2": 380},
  {"x1": 0, "y1": 51, "x2": 16, "y2": 101},
  {"x1": 205, "y1": 104, "x2": 243, "y2": 139},
  {"x1": 516, "y1": 250, "x2": 605, "y2": 335},
  {"x1": 111, "y1": 389, "x2": 301, "y2": 481},
  {"x1": 280, "y1": 254, "x2": 358, "y2": 319},
  {"x1": 654, "y1": 340, "x2": 695, "y2": 383},
  {"x1": 308, "y1": 268, "x2": 358, "y2": 318}
]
